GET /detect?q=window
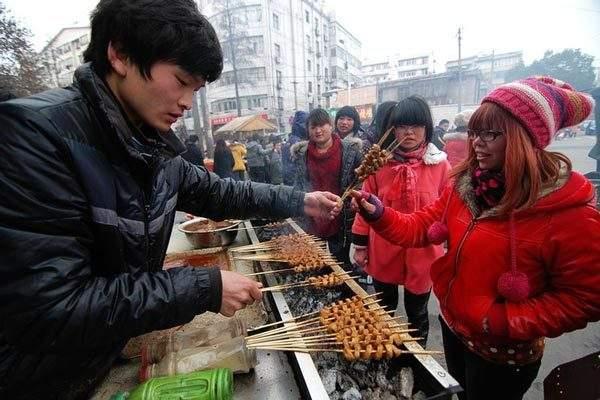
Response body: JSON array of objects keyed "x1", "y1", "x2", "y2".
[
  {"x1": 307, "y1": 60, "x2": 312, "y2": 71},
  {"x1": 330, "y1": 48, "x2": 336, "y2": 57},
  {"x1": 276, "y1": 70, "x2": 282, "y2": 85},
  {"x1": 272, "y1": 13, "x2": 280, "y2": 30},
  {"x1": 317, "y1": 84, "x2": 321, "y2": 95},
  {"x1": 324, "y1": 67, "x2": 328, "y2": 77},
  {"x1": 308, "y1": 81, "x2": 313, "y2": 93},
  {"x1": 274, "y1": 43, "x2": 281, "y2": 58},
  {"x1": 278, "y1": 96, "x2": 284, "y2": 110},
  {"x1": 305, "y1": 11, "x2": 309, "y2": 23}
]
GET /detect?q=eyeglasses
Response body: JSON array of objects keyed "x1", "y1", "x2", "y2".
[
  {"x1": 467, "y1": 129, "x2": 504, "y2": 142},
  {"x1": 395, "y1": 125, "x2": 424, "y2": 134}
]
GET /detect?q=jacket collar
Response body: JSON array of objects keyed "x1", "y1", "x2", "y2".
[{"x1": 74, "y1": 63, "x2": 185, "y2": 164}]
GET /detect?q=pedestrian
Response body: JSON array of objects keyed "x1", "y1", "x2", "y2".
[
  {"x1": 229, "y1": 139, "x2": 247, "y2": 180},
  {"x1": 245, "y1": 134, "x2": 269, "y2": 182},
  {"x1": 181, "y1": 134, "x2": 205, "y2": 167},
  {"x1": 365, "y1": 101, "x2": 398, "y2": 144},
  {"x1": 351, "y1": 76, "x2": 599, "y2": 400},
  {"x1": 350, "y1": 96, "x2": 451, "y2": 346},
  {"x1": 213, "y1": 138, "x2": 235, "y2": 179},
  {"x1": 335, "y1": 105, "x2": 365, "y2": 141},
  {"x1": 291, "y1": 108, "x2": 363, "y2": 263},
  {"x1": 268, "y1": 139, "x2": 284, "y2": 185},
  {"x1": 0, "y1": 1, "x2": 342, "y2": 398},
  {"x1": 282, "y1": 111, "x2": 308, "y2": 185},
  {"x1": 432, "y1": 118, "x2": 449, "y2": 149},
  {"x1": 443, "y1": 110, "x2": 474, "y2": 167}
]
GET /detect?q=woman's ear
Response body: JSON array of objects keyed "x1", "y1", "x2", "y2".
[{"x1": 106, "y1": 41, "x2": 129, "y2": 77}]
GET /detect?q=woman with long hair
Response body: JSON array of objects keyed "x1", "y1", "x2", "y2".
[
  {"x1": 213, "y1": 139, "x2": 235, "y2": 179},
  {"x1": 351, "y1": 96, "x2": 451, "y2": 346},
  {"x1": 351, "y1": 77, "x2": 599, "y2": 400}
]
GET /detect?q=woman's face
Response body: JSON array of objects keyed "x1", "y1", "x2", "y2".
[
  {"x1": 394, "y1": 125, "x2": 426, "y2": 150},
  {"x1": 470, "y1": 130, "x2": 507, "y2": 171}
]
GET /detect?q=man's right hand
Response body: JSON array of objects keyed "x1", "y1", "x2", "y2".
[{"x1": 219, "y1": 270, "x2": 263, "y2": 317}]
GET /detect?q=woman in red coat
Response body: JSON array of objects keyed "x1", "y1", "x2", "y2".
[
  {"x1": 351, "y1": 76, "x2": 599, "y2": 400},
  {"x1": 351, "y1": 96, "x2": 451, "y2": 346}
]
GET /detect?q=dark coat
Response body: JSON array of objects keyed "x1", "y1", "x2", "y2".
[
  {"x1": 0, "y1": 63, "x2": 306, "y2": 399},
  {"x1": 282, "y1": 111, "x2": 308, "y2": 185},
  {"x1": 213, "y1": 147, "x2": 235, "y2": 179},
  {"x1": 269, "y1": 150, "x2": 283, "y2": 185},
  {"x1": 290, "y1": 137, "x2": 363, "y2": 247}
]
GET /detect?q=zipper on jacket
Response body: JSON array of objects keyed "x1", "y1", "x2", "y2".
[{"x1": 443, "y1": 218, "x2": 478, "y2": 310}]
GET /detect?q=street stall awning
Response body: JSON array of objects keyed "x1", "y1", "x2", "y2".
[{"x1": 214, "y1": 114, "x2": 277, "y2": 135}]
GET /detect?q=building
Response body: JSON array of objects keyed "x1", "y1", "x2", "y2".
[
  {"x1": 445, "y1": 50, "x2": 523, "y2": 90},
  {"x1": 40, "y1": 27, "x2": 91, "y2": 88},
  {"x1": 201, "y1": 0, "x2": 362, "y2": 132},
  {"x1": 361, "y1": 53, "x2": 434, "y2": 85}
]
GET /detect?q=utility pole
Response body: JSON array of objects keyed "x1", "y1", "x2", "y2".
[
  {"x1": 196, "y1": 0, "x2": 214, "y2": 155},
  {"x1": 292, "y1": 81, "x2": 299, "y2": 109},
  {"x1": 457, "y1": 27, "x2": 463, "y2": 112},
  {"x1": 225, "y1": 0, "x2": 242, "y2": 117},
  {"x1": 489, "y1": 49, "x2": 495, "y2": 90},
  {"x1": 191, "y1": 93, "x2": 205, "y2": 154}
]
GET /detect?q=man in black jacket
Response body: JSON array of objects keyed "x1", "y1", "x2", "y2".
[
  {"x1": 181, "y1": 134, "x2": 205, "y2": 167},
  {"x1": 0, "y1": 1, "x2": 340, "y2": 398}
]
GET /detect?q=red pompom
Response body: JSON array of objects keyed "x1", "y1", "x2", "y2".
[
  {"x1": 427, "y1": 222, "x2": 449, "y2": 244},
  {"x1": 497, "y1": 271, "x2": 530, "y2": 302}
]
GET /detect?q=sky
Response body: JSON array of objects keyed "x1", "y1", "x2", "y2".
[{"x1": 3, "y1": 0, "x2": 600, "y2": 69}]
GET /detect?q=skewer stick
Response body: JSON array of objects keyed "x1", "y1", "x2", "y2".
[
  {"x1": 376, "y1": 127, "x2": 395, "y2": 146},
  {"x1": 244, "y1": 267, "x2": 296, "y2": 277}
]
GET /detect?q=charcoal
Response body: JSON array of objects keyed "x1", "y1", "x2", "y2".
[
  {"x1": 376, "y1": 373, "x2": 391, "y2": 391},
  {"x1": 323, "y1": 369, "x2": 338, "y2": 394},
  {"x1": 337, "y1": 370, "x2": 359, "y2": 392},
  {"x1": 342, "y1": 387, "x2": 362, "y2": 400},
  {"x1": 395, "y1": 367, "x2": 413, "y2": 399},
  {"x1": 412, "y1": 391, "x2": 426, "y2": 400},
  {"x1": 381, "y1": 391, "x2": 398, "y2": 400}
]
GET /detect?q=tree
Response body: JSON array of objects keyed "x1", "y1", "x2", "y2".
[
  {"x1": 505, "y1": 49, "x2": 596, "y2": 91},
  {"x1": 0, "y1": 2, "x2": 47, "y2": 97}
]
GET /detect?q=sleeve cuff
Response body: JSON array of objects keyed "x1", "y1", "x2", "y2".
[
  {"x1": 370, "y1": 206, "x2": 395, "y2": 231},
  {"x1": 486, "y1": 302, "x2": 508, "y2": 336},
  {"x1": 206, "y1": 267, "x2": 223, "y2": 313},
  {"x1": 352, "y1": 233, "x2": 369, "y2": 246}
]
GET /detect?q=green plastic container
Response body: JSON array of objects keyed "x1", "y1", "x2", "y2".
[{"x1": 110, "y1": 368, "x2": 233, "y2": 400}]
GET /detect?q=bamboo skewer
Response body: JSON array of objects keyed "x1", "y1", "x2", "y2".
[{"x1": 260, "y1": 276, "x2": 360, "y2": 292}]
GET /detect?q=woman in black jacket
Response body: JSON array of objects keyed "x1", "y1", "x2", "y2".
[{"x1": 213, "y1": 139, "x2": 235, "y2": 179}]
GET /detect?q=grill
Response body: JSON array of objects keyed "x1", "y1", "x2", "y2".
[{"x1": 243, "y1": 218, "x2": 462, "y2": 400}]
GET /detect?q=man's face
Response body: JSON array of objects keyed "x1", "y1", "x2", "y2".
[
  {"x1": 309, "y1": 122, "x2": 333, "y2": 146},
  {"x1": 336, "y1": 116, "x2": 354, "y2": 135},
  {"x1": 116, "y1": 61, "x2": 205, "y2": 133},
  {"x1": 440, "y1": 122, "x2": 450, "y2": 132}
]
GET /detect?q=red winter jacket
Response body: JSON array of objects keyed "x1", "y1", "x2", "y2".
[{"x1": 369, "y1": 170, "x2": 600, "y2": 344}]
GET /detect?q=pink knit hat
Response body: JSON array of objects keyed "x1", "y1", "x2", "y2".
[{"x1": 482, "y1": 76, "x2": 595, "y2": 149}]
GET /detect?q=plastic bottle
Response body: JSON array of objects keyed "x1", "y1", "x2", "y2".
[
  {"x1": 141, "y1": 336, "x2": 256, "y2": 381},
  {"x1": 111, "y1": 368, "x2": 233, "y2": 400},
  {"x1": 142, "y1": 318, "x2": 247, "y2": 364}
]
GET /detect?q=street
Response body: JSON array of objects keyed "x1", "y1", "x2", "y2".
[{"x1": 547, "y1": 134, "x2": 598, "y2": 175}]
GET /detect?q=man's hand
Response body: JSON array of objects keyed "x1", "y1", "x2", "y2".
[
  {"x1": 304, "y1": 191, "x2": 342, "y2": 220},
  {"x1": 219, "y1": 270, "x2": 263, "y2": 317}
]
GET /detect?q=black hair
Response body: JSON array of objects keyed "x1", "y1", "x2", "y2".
[
  {"x1": 306, "y1": 108, "x2": 331, "y2": 130},
  {"x1": 383, "y1": 96, "x2": 434, "y2": 148},
  {"x1": 370, "y1": 101, "x2": 398, "y2": 141},
  {"x1": 187, "y1": 134, "x2": 199, "y2": 143},
  {"x1": 439, "y1": 119, "x2": 450, "y2": 126},
  {"x1": 84, "y1": 0, "x2": 223, "y2": 82},
  {"x1": 335, "y1": 106, "x2": 360, "y2": 134}
]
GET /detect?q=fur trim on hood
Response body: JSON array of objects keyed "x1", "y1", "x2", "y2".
[
  {"x1": 423, "y1": 143, "x2": 448, "y2": 165},
  {"x1": 443, "y1": 131, "x2": 468, "y2": 142}
]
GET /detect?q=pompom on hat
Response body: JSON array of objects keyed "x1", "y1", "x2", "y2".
[{"x1": 482, "y1": 76, "x2": 594, "y2": 149}]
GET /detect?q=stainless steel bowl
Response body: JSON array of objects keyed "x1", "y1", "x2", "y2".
[{"x1": 178, "y1": 218, "x2": 241, "y2": 248}]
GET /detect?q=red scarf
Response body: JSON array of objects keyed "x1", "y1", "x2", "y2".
[
  {"x1": 306, "y1": 134, "x2": 343, "y2": 237},
  {"x1": 388, "y1": 142, "x2": 427, "y2": 212}
]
